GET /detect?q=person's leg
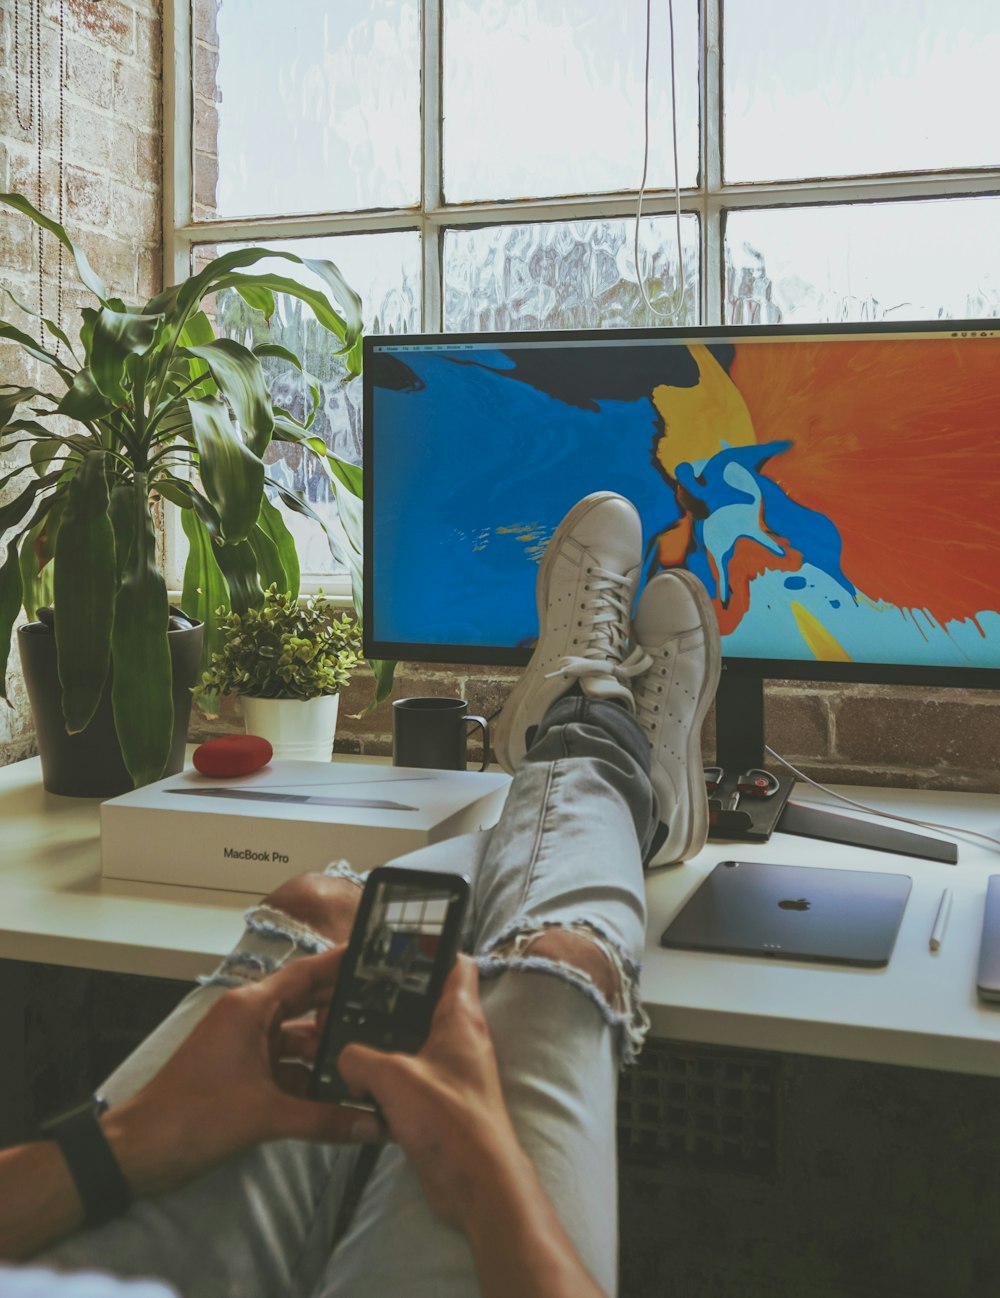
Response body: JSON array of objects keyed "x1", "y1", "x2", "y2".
[
  {"x1": 38, "y1": 876, "x2": 369, "y2": 1298},
  {"x1": 322, "y1": 691, "x2": 653, "y2": 1298},
  {"x1": 322, "y1": 495, "x2": 719, "y2": 1298}
]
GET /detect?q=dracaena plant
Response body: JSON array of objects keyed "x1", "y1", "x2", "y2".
[{"x1": 0, "y1": 193, "x2": 393, "y2": 788}]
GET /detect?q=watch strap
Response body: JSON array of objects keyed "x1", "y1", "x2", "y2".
[{"x1": 42, "y1": 1096, "x2": 134, "y2": 1228}]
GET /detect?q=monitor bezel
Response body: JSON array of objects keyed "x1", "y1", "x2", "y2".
[{"x1": 362, "y1": 318, "x2": 1000, "y2": 691}]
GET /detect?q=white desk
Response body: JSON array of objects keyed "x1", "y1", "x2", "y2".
[{"x1": 3, "y1": 756, "x2": 1000, "y2": 1076}]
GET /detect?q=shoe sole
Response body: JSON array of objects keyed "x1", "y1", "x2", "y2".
[
  {"x1": 648, "y1": 568, "x2": 722, "y2": 865},
  {"x1": 492, "y1": 491, "x2": 635, "y2": 772}
]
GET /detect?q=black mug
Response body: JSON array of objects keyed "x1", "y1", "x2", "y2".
[{"x1": 392, "y1": 697, "x2": 490, "y2": 772}]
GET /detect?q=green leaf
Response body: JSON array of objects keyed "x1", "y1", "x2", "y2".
[
  {"x1": 366, "y1": 656, "x2": 397, "y2": 713},
  {"x1": 234, "y1": 282, "x2": 275, "y2": 316},
  {"x1": 2, "y1": 287, "x2": 79, "y2": 358},
  {"x1": 0, "y1": 385, "x2": 59, "y2": 429},
  {"x1": 256, "y1": 492, "x2": 300, "y2": 600},
  {"x1": 253, "y1": 343, "x2": 303, "y2": 369},
  {"x1": 272, "y1": 416, "x2": 327, "y2": 458},
  {"x1": 111, "y1": 475, "x2": 172, "y2": 787},
  {"x1": 52, "y1": 451, "x2": 115, "y2": 733},
  {"x1": 155, "y1": 476, "x2": 196, "y2": 509},
  {"x1": 19, "y1": 501, "x2": 58, "y2": 622},
  {"x1": 215, "y1": 270, "x2": 360, "y2": 366},
  {"x1": 0, "y1": 472, "x2": 58, "y2": 537},
  {"x1": 0, "y1": 539, "x2": 24, "y2": 703},
  {"x1": 108, "y1": 480, "x2": 136, "y2": 586},
  {"x1": 57, "y1": 368, "x2": 115, "y2": 422},
  {"x1": 151, "y1": 247, "x2": 361, "y2": 354},
  {"x1": 1, "y1": 418, "x2": 58, "y2": 443},
  {"x1": 0, "y1": 323, "x2": 71, "y2": 381},
  {"x1": 79, "y1": 307, "x2": 99, "y2": 361},
  {"x1": 183, "y1": 338, "x2": 274, "y2": 456},
  {"x1": 172, "y1": 480, "x2": 262, "y2": 616},
  {"x1": 29, "y1": 439, "x2": 62, "y2": 476},
  {"x1": 90, "y1": 307, "x2": 163, "y2": 404},
  {"x1": 0, "y1": 192, "x2": 110, "y2": 303},
  {"x1": 180, "y1": 506, "x2": 229, "y2": 674},
  {"x1": 247, "y1": 522, "x2": 285, "y2": 596},
  {"x1": 187, "y1": 397, "x2": 265, "y2": 542},
  {"x1": 178, "y1": 310, "x2": 216, "y2": 347},
  {"x1": 327, "y1": 451, "x2": 364, "y2": 499},
  {"x1": 212, "y1": 538, "x2": 263, "y2": 615}
]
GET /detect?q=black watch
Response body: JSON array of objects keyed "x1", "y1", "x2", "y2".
[{"x1": 40, "y1": 1095, "x2": 134, "y2": 1228}]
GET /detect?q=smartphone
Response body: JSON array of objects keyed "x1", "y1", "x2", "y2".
[{"x1": 310, "y1": 866, "x2": 470, "y2": 1105}]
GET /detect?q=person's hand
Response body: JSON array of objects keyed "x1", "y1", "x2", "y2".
[
  {"x1": 337, "y1": 954, "x2": 526, "y2": 1231},
  {"x1": 103, "y1": 947, "x2": 382, "y2": 1198}
]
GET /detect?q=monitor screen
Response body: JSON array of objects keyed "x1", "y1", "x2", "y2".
[{"x1": 363, "y1": 321, "x2": 1000, "y2": 689}]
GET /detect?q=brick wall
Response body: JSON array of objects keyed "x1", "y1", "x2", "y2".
[
  {"x1": 186, "y1": 655, "x2": 1000, "y2": 796},
  {"x1": 0, "y1": 0, "x2": 162, "y2": 766}
]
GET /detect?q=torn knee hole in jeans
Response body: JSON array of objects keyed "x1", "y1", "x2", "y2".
[
  {"x1": 198, "y1": 903, "x2": 333, "y2": 989},
  {"x1": 478, "y1": 921, "x2": 650, "y2": 1066}
]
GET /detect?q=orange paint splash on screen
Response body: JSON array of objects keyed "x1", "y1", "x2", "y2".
[
  {"x1": 713, "y1": 533, "x2": 805, "y2": 636},
  {"x1": 728, "y1": 338, "x2": 1000, "y2": 628}
]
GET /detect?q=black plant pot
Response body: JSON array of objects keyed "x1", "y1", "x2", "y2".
[{"x1": 17, "y1": 610, "x2": 204, "y2": 798}]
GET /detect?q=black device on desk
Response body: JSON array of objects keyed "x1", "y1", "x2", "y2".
[
  {"x1": 363, "y1": 320, "x2": 999, "y2": 863},
  {"x1": 310, "y1": 867, "x2": 469, "y2": 1107}
]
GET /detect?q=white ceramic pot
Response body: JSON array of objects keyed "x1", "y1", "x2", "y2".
[{"x1": 241, "y1": 694, "x2": 340, "y2": 762}]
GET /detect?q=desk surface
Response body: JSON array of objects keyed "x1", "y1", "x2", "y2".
[{"x1": 3, "y1": 756, "x2": 1000, "y2": 1077}]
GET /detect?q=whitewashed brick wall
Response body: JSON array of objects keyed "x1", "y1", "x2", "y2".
[{"x1": 0, "y1": 0, "x2": 162, "y2": 766}]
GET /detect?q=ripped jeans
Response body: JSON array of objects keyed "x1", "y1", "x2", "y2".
[{"x1": 41, "y1": 696, "x2": 653, "y2": 1298}]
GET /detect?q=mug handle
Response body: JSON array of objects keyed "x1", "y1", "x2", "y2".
[{"x1": 466, "y1": 715, "x2": 490, "y2": 772}]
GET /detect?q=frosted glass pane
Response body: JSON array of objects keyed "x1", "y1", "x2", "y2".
[
  {"x1": 443, "y1": 0, "x2": 698, "y2": 202},
  {"x1": 195, "y1": 233, "x2": 421, "y2": 574},
  {"x1": 445, "y1": 216, "x2": 700, "y2": 331},
  {"x1": 724, "y1": 0, "x2": 1000, "y2": 183},
  {"x1": 725, "y1": 198, "x2": 1000, "y2": 325},
  {"x1": 192, "y1": 0, "x2": 420, "y2": 219}
]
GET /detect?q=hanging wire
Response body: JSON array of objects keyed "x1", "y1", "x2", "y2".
[{"x1": 634, "y1": 0, "x2": 687, "y2": 322}]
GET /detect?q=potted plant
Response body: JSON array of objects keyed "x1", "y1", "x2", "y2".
[
  {"x1": 194, "y1": 586, "x2": 363, "y2": 761},
  {"x1": 0, "y1": 192, "x2": 389, "y2": 793}
]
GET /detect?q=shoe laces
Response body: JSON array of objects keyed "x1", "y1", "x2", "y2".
[
  {"x1": 633, "y1": 642, "x2": 673, "y2": 735},
  {"x1": 544, "y1": 564, "x2": 651, "y2": 685}
]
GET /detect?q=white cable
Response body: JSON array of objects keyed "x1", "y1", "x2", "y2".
[
  {"x1": 765, "y1": 745, "x2": 1000, "y2": 854},
  {"x1": 634, "y1": 0, "x2": 686, "y2": 321}
]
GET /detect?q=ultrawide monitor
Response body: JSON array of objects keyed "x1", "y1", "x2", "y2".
[{"x1": 363, "y1": 322, "x2": 1000, "y2": 692}]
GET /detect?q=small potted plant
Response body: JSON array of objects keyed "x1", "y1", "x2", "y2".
[{"x1": 194, "y1": 586, "x2": 363, "y2": 760}]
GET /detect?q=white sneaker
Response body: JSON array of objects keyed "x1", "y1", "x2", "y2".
[
  {"x1": 492, "y1": 492, "x2": 649, "y2": 773},
  {"x1": 632, "y1": 569, "x2": 722, "y2": 867}
]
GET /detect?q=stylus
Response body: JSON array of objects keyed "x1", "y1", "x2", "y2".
[{"x1": 929, "y1": 887, "x2": 952, "y2": 952}]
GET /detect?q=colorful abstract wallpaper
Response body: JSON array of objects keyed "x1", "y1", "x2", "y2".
[{"x1": 368, "y1": 332, "x2": 1000, "y2": 672}]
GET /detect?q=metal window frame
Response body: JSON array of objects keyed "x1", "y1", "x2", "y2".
[{"x1": 162, "y1": 0, "x2": 1000, "y2": 587}]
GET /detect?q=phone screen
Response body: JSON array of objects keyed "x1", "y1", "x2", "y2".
[{"x1": 310, "y1": 867, "x2": 469, "y2": 1103}]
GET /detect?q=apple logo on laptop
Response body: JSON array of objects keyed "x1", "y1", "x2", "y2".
[{"x1": 778, "y1": 898, "x2": 811, "y2": 911}]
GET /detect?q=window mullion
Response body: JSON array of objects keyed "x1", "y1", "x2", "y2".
[
  {"x1": 422, "y1": 0, "x2": 444, "y2": 331},
  {"x1": 163, "y1": 0, "x2": 191, "y2": 289},
  {"x1": 703, "y1": 0, "x2": 723, "y2": 324}
]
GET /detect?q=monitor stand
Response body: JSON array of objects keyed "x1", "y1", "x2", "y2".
[{"x1": 708, "y1": 674, "x2": 958, "y2": 865}]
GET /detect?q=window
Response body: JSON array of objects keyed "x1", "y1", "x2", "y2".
[{"x1": 165, "y1": 0, "x2": 1000, "y2": 587}]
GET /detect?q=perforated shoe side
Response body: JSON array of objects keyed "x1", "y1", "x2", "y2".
[
  {"x1": 632, "y1": 569, "x2": 722, "y2": 866},
  {"x1": 492, "y1": 492, "x2": 647, "y2": 773}
]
